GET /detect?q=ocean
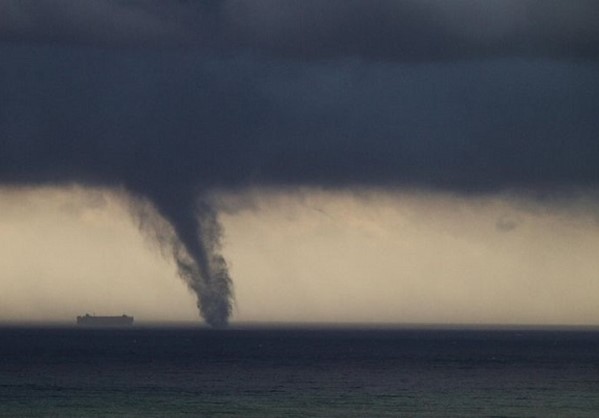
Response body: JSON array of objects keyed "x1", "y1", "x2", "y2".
[{"x1": 1, "y1": 326, "x2": 599, "y2": 417}]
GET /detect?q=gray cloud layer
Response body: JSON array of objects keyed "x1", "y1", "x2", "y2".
[
  {"x1": 2, "y1": 49, "x2": 597, "y2": 192},
  {"x1": 1, "y1": 0, "x2": 599, "y2": 60},
  {"x1": 1, "y1": 1, "x2": 599, "y2": 326}
]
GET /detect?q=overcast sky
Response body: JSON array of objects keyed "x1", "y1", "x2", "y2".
[{"x1": 1, "y1": 1, "x2": 599, "y2": 326}]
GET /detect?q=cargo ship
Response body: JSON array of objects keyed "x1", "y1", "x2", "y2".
[{"x1": 76, "y1": 314, "x2": 134, "y2": 327}]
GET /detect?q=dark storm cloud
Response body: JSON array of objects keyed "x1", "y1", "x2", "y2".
[
  {"x1": 1, "y1": 1, "x2": 599, "y2": 326},
  {"x1": 2, "y1": 49, "x2": 597, "y2": 192},
  {"x1": 1, "y1": 0, "x2": 598, "y2": 60},
  {"x1": 225, "y1": 0, "x2": 599, "y2": 61}
]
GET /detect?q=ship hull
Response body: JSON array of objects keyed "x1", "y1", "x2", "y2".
[{"x1": 76, "y1": 315, "x2": 134, "y2": 327}]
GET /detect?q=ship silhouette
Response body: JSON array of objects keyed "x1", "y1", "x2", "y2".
[{"x1": 76, "y1": 314, "x2": 134, "y2": 327}]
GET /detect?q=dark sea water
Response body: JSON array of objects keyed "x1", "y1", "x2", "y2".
[{"x1": 1, "y1": 326, "x2": 599, "y2": 417}]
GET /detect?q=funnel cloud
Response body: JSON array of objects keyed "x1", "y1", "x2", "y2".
[
  {"x1": 1, "y1": 1, "x2": 599, "y2": 326},
  {"x1": 131, "y1": 190, "x2": 232, "y2": 328}
]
